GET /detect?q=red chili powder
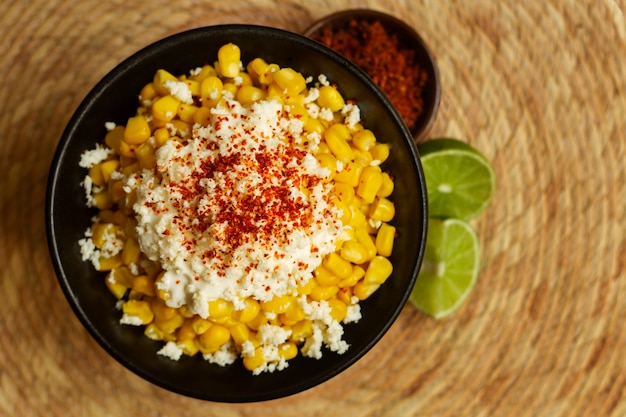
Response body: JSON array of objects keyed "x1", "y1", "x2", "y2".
[{"x1": 312, "y1": 19, "x2": 428, "y2": 131}]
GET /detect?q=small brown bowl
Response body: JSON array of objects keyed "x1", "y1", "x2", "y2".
[{"x1": 304, "y1": 9, "x2": 441, "y2": 142}]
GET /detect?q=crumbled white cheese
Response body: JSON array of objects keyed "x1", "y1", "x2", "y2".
[
  {"x1": 120, "y1": 314, "x2": 144, "y2": 326},
  {"x1": 79, "y1": 143, "x2": 111, "y2": 168},
  {"x1": 341, "y1": 102, "x2": 361, "y2": 129},
  {"x1": 318, "y1": 107, "x2": 334, "y2": 121},
  {"x1": 317, "y1": 74, "x2": 330, "y2": 86},
  {"x1": 104, "y1": 121, "x2": 117, "y2": 131},
  {"x1": 344, "y1": 303, "x2": 362, "y2": 324},
  {"x1": 202, "y1": 341, "x2": 237, "y2": 366},
  {"x1": 163, "y1": 79, "x2": 193, "y2": 104},
  {"x1": 157, "y1": 341, "x2": 184, "y2": 360}
]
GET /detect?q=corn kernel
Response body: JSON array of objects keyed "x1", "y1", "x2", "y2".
[
  {"x1": 279, "y1": 303, "x2": 306, "y2": 326},
  {"x1": 246, "y1": 311, "x2": 268, "y2": 331},
  {"x1": 191, "y1": 316, "x2": 212, "y2": 335},
  {"x1": 217, "y1": 43, "x2": 241, "y2": 78},
  {"x1": 179, "y1": 338, "x2": 199, "y2": 356},
  {"x1": 122, "y1": 300, "x2": 154, "y2": 324},
  {"x1": 353, "y1": 281, "x2": 380, "y2": 300},
  {"x1": 377, "y1": 172, "x2": 394, "y2": 197},
  {"x1": 152, "y1": 95, "x2": 180, "y2": 122},
  {"x1": 364, "y1": 256, "x2": 393, "y2": 285},
  {"x1": 207, "y1": 299, "x2": 234, "y2": 318},
  {"x1": 246, "y1": 57, "x2": 269, "y2": 84},
  {"x1": 139, "y1": 83, "x2": 158, "y2": 103},
  {"x1": 232, "y1": 298, "x2": 260, "y2": 323},
  {"x1": 325, "y1": 124, "x2": 354, "y2": 162},
  {"x1": 193, "y1": 106, "x2": 213, "y2": 126},
  {"x1": 278, "y1": 342, "x2": 298, "y2": 360},
  {"x1": 151, "y1": 299, "x2": 179, "y2": 321},
  {"x1": 260, "y1": 295, "x2": 293, "y2": 314},
  {"x1": 130, "y1": 274, "x2": 155, "y2": 296},
  {"x1": 338, "y1": 265, "x2": 365, "y2": 288},
  {"x1": 104, "y1": 125, "x2": 124, "y2": 153},
  {"x1": 97, "y1": 253, "x2": 122, "y2": 271},
  {"x1": 230, "y1": 323, "x2": 251, "y2": 345},
  {"x1": 177, "y1": 103, "x2": 198, "y2": 123},
  {"x1": 309, "y1": 282, "x2": 339, "y2": 301},
  {"x1": 355, "y1": 226, "x2": 377, "y2": 260},
  {"x1": 297, "y1": 278, "x2": 316, "y2": 295},
  {"x1": 375, "y1": 223, "x2": 396, "y2": 257},
  {"x1": 313, "y1": 265, "x2": 339, "y2": 287},
  {"x1": 197, "y1": 324, "x2": 231, "y2": 353},
  {"x1": 177, "y1": 320, "x2": 197, "y2": 341},
  {"x1": 236, "y1": 85, "x2": 267, "y2": 105},
  {"x1": 135, "y1": 141, "x2": 156, "y2": 170},
  {"x1": 318, "y1": 85, "x2": 345, "y2": 112},
  {"x1": 155, "y1": 313, "x2": 185, "y2": 334},
  {"x1": 243, "y1": 347, "x2": 265, "y2": 371},
  {"x1": 153, "y1": 69, "x2": 178, "y2": 96},
  {"x1": 337, "y1": 287, "x2": 353, "y2": 305},
  {"x1": 328, "y1": 298, "x2": 348, "y2": 322},
  {"x1": 370, "y1": 143, "x2": 390, "y2": 163},
  {"x1": 340, "y1": 240, "x2": 369, "y2": 264},
  {"x1": 323, "y1": 252, "x2": 352, "y2": 279},
  {"x1": 290, "y1": 320, "x2": 313, "y2": 342},
  {"x1": 144, "y1": 323, "x2": 165, "y2": 341},
  {"x1": 369, "y1": 198, "x2": 395, "y2": 222},
  {"x1": 357, "y1": 166, "x2": 383, "y2": 204},
  {"x1": 104, "y1": 272, "x2": 127, "y2": 299},
  {"x1": 273, "y1": 67, "x2": 306, "y2": 96},
  {"x1": 352, "y1": 129, "x2": 376, "y2": 152}
]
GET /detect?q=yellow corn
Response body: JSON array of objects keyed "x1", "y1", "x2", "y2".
[
  {"x1": 130, "y1": 275, "x2": 155, "y2": 296},
  {"x1": 340, "y1": 240, "x2": 369, "y2": 264},
  {"x1": 122, "y1": 300, "x2": 154, "y2": 324},
  {"x1": 243, "y1": 347, "x2": 265, "y2": 371},
  {"x1": 364, "y1": 256, "x2": 393, "y2": 285},
  {"x1": 151, "y1": 299, "x2": 179, "y2": 321},
  {"x1": 352, "y1": 129, "x2": 376, "y2": 152},
  {"x1": 324, "y1": 124, "x2": 354, "y2": 162},
  {"x1": 278, "y1": 342, "x2": 298, "y2": 360},
  {"x1": 357, "y1": 165, "x2": 383, "y2": 204},
  {"x1": 309, "y1": 282, "x2": 339, "y2": 301},
  {"x1": 197, "y1": 324, "x2": 231, "y2": 354},
  {"x1": 377, "y1": 172, "x2": 394, "y2": 197},
  {"x1": 118, "y1": 140, "x2": 135, "y2": 159},
  {"x1": 123, "y1": 115, "x2": 151, "y2": 146},
  {"x1": 179, "y1": 305, "x2": 195, "y2": 318},
  {"x1": 246, "y1": 310, "x2": 268, "y2": 331},
  {"x1": 334, "y1": 161, "x2": 362, "y2": 187},
  {"x1": 273, "y1": 67, "x2": 306, "y2": 96},
  {"x1": 332, "y1": 182, "x2": 355, "y2": 204},
  {"x1": 338, "y1": 264, "x2": 365, "y2": 288},
  {"x1": 144, "y1": 323, "x2": 165, "y2": 341},
  {"x1": 337, "y1": 287, "x2": 353, "y2": 305},
  {"x1": 208, "y1": 299, "x2": 234, "y2": 318},
  {"x1": 353, "y1": 281, "x2": 380, "y2": 300},
  {"x1": 303, "y1": 117, "x2": 325, "y2": 135},
  {"x1": 178, "y1": 338, "x2": 199, "y2": 356},
  {"x1": 200, "y1": 75, "x2": 223, "y2": 106},
  {"x1": 290, "y1": 319, "x2": 313, "y2": 343},
  {"x1": 152, "y1": 127, "x2": 170, "y2": 148},
  {"x1": 230, "y1": 323, "x2": 251, "y2": 345},
  {"x1": 135, "y1": 141, "x2": 156, "y2": 170},
  {"x1": 236, "y1": 85, "x2": 267, "y2": 105},
  {"x1": 177, "y1": 320, "x2": 197, "y2": 341},
  {"x1": 316, "y1": 152, "x2": 337, "y2": 181},
  {"x1": 183, "y1": 79, "x2": 200, "y2": 97},
  {"x1": 375, "y1": 224, "x2": 396, "y2": 257},
  {"x1": 104, "y1": 272, "x2": 127, "y2": 299},
  {"x1": 313, "y1": 265, "x2": 340, "y2": 287},
  {"x1": 231, "y1": 298, "x2": 260, "y2": 323},
  {"x1": 193, "y1": 106, "x2": 213, "y2": 126},
  {"x1": 297, "y1": 277, "x2": 316, "y2": 295},
  {"x1": 139, "y1": 82, "x2": 158, "y2": 103},
  {"x1": 287, "y1": 103, "x2": 309, "y2": 124},
  {"x1": 317, "y1": 85, "x2": 345, "y2": 112},
  {"x1": 152, "y1": 95, "x2": 180, "y2": 122},
  {"x1": 191, "y1": 316, "x2": 212, "y2": 335},
  {"x1": 104, "y1": 125, "x2": 124, "y2": 153},
  {"x1": 349, "y1": 206, "x2": 367, "y2": 228},
  {"x1": 111, "y1": 265, "x2": 134, "y2": 287},
  {"x1": 153, "y1": 69, "x2": 178, "y2": 96},
  {"x1": 370, "y1": 143, "x2": 390, "y2": 163},
  {"x1": 246, "y1": 57, "x2": 269, "y2": 84},
  {"x1": 217, "y1": 43, "x2": 241, "y2": 78},
  {"x1": 88, "y1": 164, "x2": 105, "y2": 186},
  {"x1": 155, "y1": 313, "x2": 185, "y2": 334},
  {"x1": 369, "y1": 198, "x2": 395, "y2": 222},
  {"x1": 177, "y1": 103, "x2": 198, "y2": 123},
  {"x1": 97, "y1": 253, "x2": 122, "y2": 271},
  {"x1": 191, "y1": 64, "x2": 217, "y2": 82},
  {"x1": 323, "y1": 252, "x2": 352, "y2": 279},
  {"x1": 279, "y1": 303, "x2": 306, "y2": 326},
  {"x1": 260, "y1": 295, "x2": 293, "y2": 314},
  {"x1": 355, "y1": 226, "x2": 377, "y2": 260},
  {"x1": 328, "y1": 298, "x2": 348, "y2": 322}
]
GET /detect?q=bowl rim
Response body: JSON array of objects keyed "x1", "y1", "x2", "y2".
[
  {"x1": 303, "y1": 8, "x2": 441, "y2": 142},
  {"x1": 45, "y1": 23, "x2": 428, "y2": 402}
]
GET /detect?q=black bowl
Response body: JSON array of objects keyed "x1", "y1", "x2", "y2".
[
  {"x1": 304, "y1": 9, "x2": 441, "y2": 142},
  {"x1": 46, "y1": 24, "x2": 428, "y2": 402}
]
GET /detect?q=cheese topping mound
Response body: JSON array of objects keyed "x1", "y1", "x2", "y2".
[{"x1": 127, "y1": 97, "x2": 343, "y2": 317}]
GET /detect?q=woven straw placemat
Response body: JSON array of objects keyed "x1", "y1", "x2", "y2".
[{"x1": 1, "y1": 1, "x2": 624, "y2": 416}]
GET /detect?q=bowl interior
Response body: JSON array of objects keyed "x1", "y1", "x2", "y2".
[
  {"x1": 46, "y1": 24, "x2": 427, "y2": 402},
  {"x1": 304, "y1": 9, "x2": 441, "y2": 142}
]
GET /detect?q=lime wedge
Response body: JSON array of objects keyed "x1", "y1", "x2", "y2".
[
  {"x1": 409, "y1": 218, "x2": 480, "y2": 319},
  {"x1": 418, "y1": 138, "x2": 495, "y2": 220}
]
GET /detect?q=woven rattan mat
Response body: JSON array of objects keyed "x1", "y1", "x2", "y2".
[{"x1": 1, "y1": 1, "x2": 624, "y2": 416}]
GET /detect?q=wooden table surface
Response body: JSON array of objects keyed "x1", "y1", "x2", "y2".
[{"x1": 1, "y1": 1, "x2": 625, "y2": 416}]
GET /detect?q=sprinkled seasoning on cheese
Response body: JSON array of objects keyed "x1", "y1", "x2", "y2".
[{"x1": 127, "y1": 96, "x2": 343, "y2": 318}]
